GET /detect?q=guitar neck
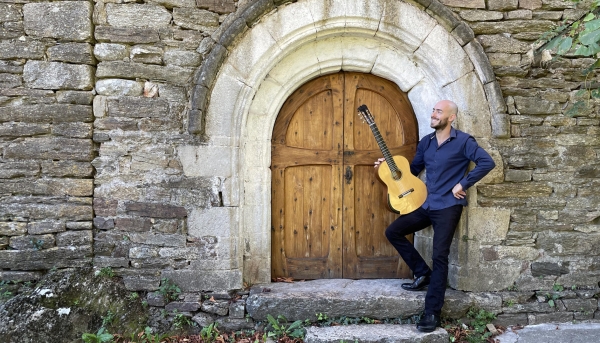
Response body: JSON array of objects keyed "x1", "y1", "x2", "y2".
[{"x1": 368, "y1": 123, "x2": 401, "y2": 179}]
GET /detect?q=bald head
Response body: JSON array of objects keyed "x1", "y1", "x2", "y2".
[
  {"x1": 430, "y1": 100, "x2": 458, "y2": 131},
  {"x1": 436, "y1": 100, "x2": 458, "y2": 115}
]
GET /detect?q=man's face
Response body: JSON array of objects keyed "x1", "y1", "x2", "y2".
[{"x1": 430, "y1": 102, "x2": 453, "y2": 130}]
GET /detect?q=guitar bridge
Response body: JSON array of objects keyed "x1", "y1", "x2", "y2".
[{"x1": 398, "y1": 188, "x2": 415, "y2": 199}]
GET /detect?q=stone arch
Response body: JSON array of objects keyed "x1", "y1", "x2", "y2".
[{"x1": 189, "y1": 0, "x2": 508, "y2": 284}]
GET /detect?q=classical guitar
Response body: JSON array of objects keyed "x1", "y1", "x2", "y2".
[{"x1": 357, "y1": 104, "x2": 427, "y2": 215}]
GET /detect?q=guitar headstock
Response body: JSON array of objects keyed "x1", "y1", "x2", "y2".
[{"x1": 357, "y1": 104, "x2": 375, "y2": 125}]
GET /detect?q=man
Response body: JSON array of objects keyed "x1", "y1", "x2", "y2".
[{"x1": 375, "y1": 100, "x2": 495, "y2": 332}]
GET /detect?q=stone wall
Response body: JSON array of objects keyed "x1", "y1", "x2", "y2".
[{"x1": 0, "y1": 0, "x2": 599, "y2": 309}]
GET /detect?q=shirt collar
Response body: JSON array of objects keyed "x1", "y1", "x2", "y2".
[{"x1": 429, "y1": 127, "x2": 458, "y2": 140}]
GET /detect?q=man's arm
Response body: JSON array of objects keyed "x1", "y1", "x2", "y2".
[
  {"x1": 410, "y1": 138, "x2": 427, "y2": 176},
  {"x1": 458, "y1": 136, "x2": 495, "y2": 191}
]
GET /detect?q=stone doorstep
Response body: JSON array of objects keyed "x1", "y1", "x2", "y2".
[
  {"x1": 305, "y1": 324, "x2": 448, "y2": 343},
  {"x1": 246, "y1": 279, "x2": 471, "y2": 322}
]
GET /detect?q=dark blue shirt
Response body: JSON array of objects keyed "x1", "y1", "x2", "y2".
[{"x1": 410, "y1": 127, "x2": 495, "y2": 210}]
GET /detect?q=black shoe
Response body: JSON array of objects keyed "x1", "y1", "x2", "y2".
[
  {"x1": 401, "y1": 275, "x2": 430, "y2": 291},
  {"x1": 416, "y1": 314, "x2": 441, "y2": 332}
]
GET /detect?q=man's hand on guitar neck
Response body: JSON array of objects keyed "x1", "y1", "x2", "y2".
[{"x1": 374, "y1": 157, "x2": 385, "y2": 171}]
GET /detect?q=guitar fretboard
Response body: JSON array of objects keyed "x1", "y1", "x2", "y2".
[{"x1": 367, "y1": 122, "x2": 402, "y2": 181}]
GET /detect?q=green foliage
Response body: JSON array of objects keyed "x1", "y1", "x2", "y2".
[
  {"x1": 546, "y1": 293, "x2": 561, "y2": 307},
  {"x1": 266, "y1": 314, "x2": 305, "y2": 340},
  {"x1": 31, "y1": 239, "x2": 44, "y2": 250},
  {"x1": 97, "y1": 267, "x2": 115, "y2": 278},
  {"x1": 464, "y1": 308, "x2": 497, "y2": 342},
  {"x1": 157, "y1": 278, "x2": 181, "y2": 302},
  {"x1": 0, "y1": 281, "x2": 13, "y2": 300},
  {"x1": 82, "y1": 327, "x2": 114, "y2": 343},
  {"x1": 102, "y1": 310, "x2": 116, "y2": 327},
  {"x1": 538, "y1": 0, "x2": 600, "y2": 116},
  {"x1": 128, "y1": 292, "x2": 140, "y2": 301},
  {"x1": 172, "y1": 311, "x2": 194, "y2": 330},
  {"x1": 200, "y1": 322, "x2": 220, "y2": 343}
]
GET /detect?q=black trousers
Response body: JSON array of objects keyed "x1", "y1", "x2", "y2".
[{"x1": 385, "y1": 205, "x2": 463, "y2": 316}]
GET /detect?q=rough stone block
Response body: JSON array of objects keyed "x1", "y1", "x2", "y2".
[
  {"x1": 165, "y1": 301, "x2": 201, "y2": 312},
  {"x1": 520, "y1": 0, "x2": 542, "y2": 9},
  {"x1": 94, "y1": 117, "x2": 139, "y2": 131},
  {"x1": 470, "y1": 20, "x2": 554, "y2": 35},
  {"x1": 506, "y1": 9, "x2": 532, "y2": 19},
  {"x1": 27, "y1": 221, "x2": 66, "y2": 235},
  {"x1": 4, "y1": 137, "x2": 94, "y2": 161},
  {"x1": 56, "y1": 91, "x2": 95, "y2": 105},
  {"x1": 10, "y1": 234, "x2": 55, "y2": 250},
  {"x1": 93, "y1": 217, "x2": 115, "y2": 230},
  {"x1": 95, "y1": 26, "x2": 160, "y2": 44},
  {"x1": 66, "y1": 222, "x2": 93, "y2": 230},
  {"x1": 486, "y1": 0, "x2": 518, "y2": 10},
  {"x1": 164, "y1": 50, "x2": 202, "y2": 67},
  {"x1": 0, "y1": 179, "x2": 93, "y2": 197},
  {"x1": 52, "y1": 122, "x2": 92, "y2": 138},
  {"x1": 459, "y1": 10, "x2": 503, "y2": 21},
  {"x1": 0, "y1": 271, "x2": 43, "y2": 282},
  {"x1": 41, "y1": 161, "x2": 93, "y2": 178},
  {"x1": 123, "y1": 275, "x2": 161, "y2": 291},
  {"x1": 0, "y1": 246, "x2": 92, "y2": 270},
  {"x1": 0, "y1": 123, "x2": 50, "y2": 138},
  {"x1": 129, "y1": 246, "x2": 158, "y2": 259},
  {"x1": 94, "y1": 43, "x2": 129, "y2": 62},
  {"x1": 0, "y1": 61, "x2": 24, "y2": 74},
  {"x1": 93, "y1": 257, "x2": 129, "y2": 268},
  {"x1": 96, "y1": 79, "x2": 144, "y2": 96},
  {"x1": 196, "y1": 0, "x2": 236, "y2": 14},
  {"x1": 130, "y1": 45, "x2": 163, "y2": 64},
  {"x1": 478, "y1": 182, "x2": 553, "y2": 198},
  {"x1": 528, "y1": 312, "x2": 573, "y2": 325},
  {"x1": 0, "y1": 73, "x2": 21, "y2": 88},
  {"x1": 106, "y1": 4, "x2": 172, "y2": 28},
  {"x1": 48, "y1": 43, "x2": 95, "y2": 65},
  {"x1": 128, "y1": 233, "x2": 186, "y2": 247},
  {"x1": 215, "y1": 318, "x2": 255, "y2": 332},
  {"x1": 562, "y1": 298, "x2": 598, "y2": 312},
  {"x1": 115, "y1": 218, "x2": 153, "y2": 232},
  {"x1": 146, "y1": 292, "x2": 166, "y2": 307},
  {"x1": 23, "y1": 2, "x2": 93, "y2": 41},
  {"x1": 440, "y1": 0, "x2": 485, "y2": 8},
  {"x1": 173, "y1": 7, "x2": 219, "y2": 32},
  {"x1": 189, "y1": 207, "x2": 237, "y2": 238},
  {"x1": 96, "y1": 61, "x2": 193, "y2": 86},
  {"x1": 0, "y1": 39, "x2": 46, "y2": 59},
  {"x1": 201, "y1": 299, "x2": 229, "y2": 315},
  {"x1": 125, "y1": 202, "x2": 187, "y2": 218},
  {"x1": 23, "y1": 61, "x2": 94, "y2": 91},
  {"x1": 229, "y1": 300, "x2": 246, "y2": 319},
  {"x1": 468, "y1": 207, "x2": 511, "y2": 245},
  {"x1": 477, "y1": 35, "x2": 530, "y2": 54},
  {"x1": 0, "y1": 161, "x2": 40, "y2": 178},
  {"x1": 162, "y1": 269, "x2": 243, "y2": 292},
  {"x1": 505, "y1": 169, "x2": 532, "y2": 182},
  {"x1": 107, "y1": 97, "x2": 169, "y2": 118},
  {"x1": 0, "y1": 104, "x2": 93, "y2": 123},
  {"x1": 0, "y1": 222, "x2": 27, "y2": 236},
  {"x1": 493, "y1": 313, "x2": 529, "y2": 327},
  {"x1": 464, "y1": 41, "x2": 495, "y2": 84},
  {"x1": 56, "y1": 230, "x2": 93, "y2": 247},
  {"x1": 192, "y1": 312, "x2": 215, "y2": 327},
  {"x1": 0, "y1": 4, "x2": 21, "y2": 22}
]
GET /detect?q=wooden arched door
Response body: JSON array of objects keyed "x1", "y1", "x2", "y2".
[{"x1": 271, "y1": 72, "x2": 419, "y2": 279}]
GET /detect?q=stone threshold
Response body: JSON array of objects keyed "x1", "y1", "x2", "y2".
[{"x1": 245, "y1": 279, "x2": 494, "y2": 322}]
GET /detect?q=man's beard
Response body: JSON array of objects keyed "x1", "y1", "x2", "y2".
[{"x1": 431, "y1": 118, "x2": 449, "y2": 130}]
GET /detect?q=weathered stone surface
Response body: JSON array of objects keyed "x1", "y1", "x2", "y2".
[
  {"x1": 196, "y1": 0, "x2": 236, "y2": 13},
  {"x1": 95, "y1": 27, "x2": 160, "y2": 46},
  {"x1": 128, "y1": 233, "x2": 186, "y2": 247},
  {"x1": 164, "y1": 50, "x2": 202, "y2": 67},
  {"x1": 513, "y1": 96, "x2": 562, "y2": 115},
  {"x1": 505, "y1": 169, "x2": 532, "y2": 182},
  {"x1": 130, "y1": 45, "x2": 163, "y2": 64},
  {"x1": 161, "y1": 269, "x2": 242, "y2": 292},
  {"x1": 66, "y1": 222, "x2": 92, "y2": 230},
  {"x1": 96, "y1": 79, "x2": 144, "y2": 96},
  {"x1": 107, "y1": 97, "x2": 170, "y2": 118},
  {"x1": 123, "y1": 275, "x2": 161, "y2": 291},
  {"x1": 506, "y1": 9, "x2": 533, "y2": 19},
  {"x1": 23, "y1": 61, "x2": 94, "y2": 91},
  {"x1": 537, "y1": 231, "x2": 600, "y2": 256},
  {"x1": 0, "y1": 200, "x2": 92, "y2": 222},
  {"x1": 0, "y1": 4, "x2": 21, "y2": 22},
  {"x1": 478, "y1": 182, "x2": 552, "y2": 198},
  {"x1": 9, "y1": 234, "x2": 55, "y2": 250},
  {"x1": 0, "y1": 222, "x2": 27, "y2": 236},
  {"x1": 440, "y1": 0, "x2": 485, "y2": 7},
  {"x1": 56, "y1": 91, "x2": 94, "y2": 105},
  {"x1": 0, "y1": 73, "x2": 21, "y2": 88},
  {"x1": 23, "y1": 2, "x2": 93, "y2": 41},
  {"x1": 0, "y1": 179, "x2": 93, "y2": 197},
  {"x1": 125, "y1": 202, "x2": 187, "y2": 218},
  {"x1": 48, "y1": 43, "x2": 95, "y2": 65},
  {"x1": 201, "y1": 299, "x2": 229, "y2": 315},
  {"x1": 305, "y1": 324, "x2": 448, "y2": 343},
  {"x1": 192, "y1": 312, "x2": 215, "y2": 327},
  {"x1": 94, "y1": 43, "x2": 129, "y2": 62},
  {"x1": 56, "y1": 230, "x2": 93, "y2": 247},
  {"x1": 459, "y1": 10, "x2": 503, "y2": 21},
  {"x1": 93, "y1": 217, "x2": 115, "y2": 230},
  {"x1": 165, "y1": 301, "x2": 201, "y2": 312},
  {"x1": 0, "y1": 161, "x2": 39, "y2": 178},
  {"x1": 172, "y1": 8, "x2": 219, "y2": 32},
  {"x1": 106, "y1": 4, "x2": 172, "y2": 28},
  {"x1": 470, "y1": 20, "x2": 554, "y2": 34},
  {"x1": 96, "y1": 61, "x2": 193, "y2": 85},
  {"x1": 115, "y1": 218, "x2": 153, "y2": 232},
  {"x1": 486, "y1": 0, "x2": 518, "y2": 10},
  {"x1": 229, "y1": 300, "x2": 245, "y2": 319},
  {"x1": 4, "y1": 138, "x2": 94, "y2": 162},
  {"x1": 0, "y1": 61, "x2": 24, "y2": 74},
  {"x1": 52, "y1": 122, "x2": 92, "y2": 138},
  {"x1": 0, "y1": 104, "x2": 93, "y2": 123},
  {"x1": 41, "y1": 161, "x2": 93, "y2": 178},
  {"x1": 0, "y1": 246, "x2": 92, "y2": 269},
  {"x1": 27, "y1": 221, "x2": 65, "y2": 235},
  {"x1": 0, "y1": 39, "x2": 45, "y2": 59},
  {"x1": 0, "y1": 122, "x2": 49, "y2": 137},
  {"x1": 493, "y1": 313, "x2": 529, "y2": 327},
  {"x1": 477, "y1": 35, "x2": 530, "y2": 54}
]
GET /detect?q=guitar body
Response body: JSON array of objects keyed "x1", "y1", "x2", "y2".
[{"x1": 376, "y1": 155, "x2": 428, "y2": 215}]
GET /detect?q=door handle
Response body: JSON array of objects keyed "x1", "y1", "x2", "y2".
[{"x1": 344, "y1": 166, "x2": 353, "y2": 184}]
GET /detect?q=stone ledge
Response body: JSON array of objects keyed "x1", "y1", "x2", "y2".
[{"x1": 305, "y1": 324, "x2": 448, "y2": 343}]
